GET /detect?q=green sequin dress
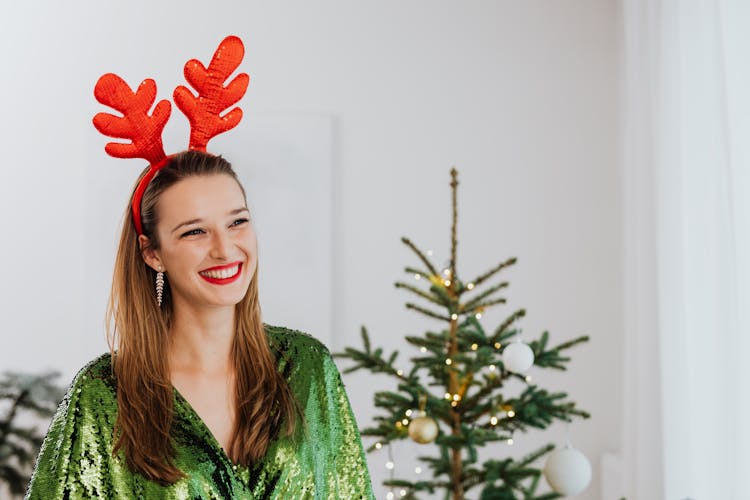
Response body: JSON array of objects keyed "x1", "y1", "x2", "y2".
[{"x1": 25, "y1": 325, "x2": 375, "y2": 499}]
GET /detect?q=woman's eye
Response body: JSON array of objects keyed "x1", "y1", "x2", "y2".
[
  {"x1": 181, "y1": 228, "x2": 204, "y2": 237},
  {"x1": 231, "y1": 218, "x2": 249, "y2": 227}
]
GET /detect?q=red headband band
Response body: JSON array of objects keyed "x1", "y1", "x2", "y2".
[{"x1": 92, "y1": 36, "x2": 250, "y2": 236}]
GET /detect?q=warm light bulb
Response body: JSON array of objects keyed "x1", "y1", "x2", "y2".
[
  {"x1": 397, "y1": 369, "x2": 403, "y2": 376},
  {"x1": 401, "y1": 418, "x2": 409, "y2": 425},
  {"x1": 475, "y1": 313, "x2": 482, "y2": 319},
  {"x1": 507, "y1": 410, "x2": 516, "y2": 418},
  {"x1": 494, "y1": 342, "x2": 501, "y2": 349},
  {"x1": 445, "y1": 358, "x2": 453, "y2": 365},
  {"x1": 445, "y1": 280, "x2": 452, "y2": 286},
  {"x1": 405, "y1": 409, "x2": 413, "y2": 417},
  {"x1": 471, "y1": 343, "x2": 478, "y2": 351},
  {"x1": 452, "y1": 394, "x2": 460, "y2": 401},
  {"x1": 490, "y1": 416, "x2": 498, "y2": 426},
  {"x1": 451, "y1": 313, "x2": 458, "y2": 320},
  {"x1": 451, "y1": 401, "x2": 458, "y2": 407},
  {"x1": 386, "y1": 492, "x2": 395, "y2": 500},
  {"x1": 386, "y1": 461, "x2": 395, "y2": 470},
  {"x1": 375, "y1": 442, "x2": 382, "y2": 450},
  {"x1": 415, "y1": 466, "x2": 422, "y2": 474},
  {"x1": 400, "y1": 489, "x2": 407, "y2": 497},
  {"x1": 467, "y1": 283, "x2": 474, "y2": 290},
  {"x1": 414, "y1": 274, "x2": 421, "y2": 280},
  {"x1": 525, "y1": 375, "x2": 532, "y2": 382},
  {"x1": 489, "y1": 364, "x2": 496, "y2": 371},
  {"x1": 420, "y1": 347, "x2": 427, "y2": 353},
  {"x1": 444, "y1": 393, "x2": 451, "y2": 399}
]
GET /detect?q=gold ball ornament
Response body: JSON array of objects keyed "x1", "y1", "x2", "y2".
[{"x1": 408, "y1": 413, "x2": 439, "y2": 444}]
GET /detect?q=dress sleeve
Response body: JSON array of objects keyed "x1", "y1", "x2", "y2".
[
  {"x1": 25, "y1": 368, "x2": 115, "y2": 499},
  {"x1": 316, "y1": 352, "x2": 375, "y2": 499}
]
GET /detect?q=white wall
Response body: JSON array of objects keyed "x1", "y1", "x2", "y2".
[{"x1": 0, "y1": 1, "x2": 621, "y2": 498}]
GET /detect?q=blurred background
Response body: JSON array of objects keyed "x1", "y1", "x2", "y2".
[{"x1": 1, "y1": 1, "x2": 747, "y2": 499}]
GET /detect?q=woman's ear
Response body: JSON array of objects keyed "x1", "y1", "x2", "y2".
[{"x1": 138, "y1": 234, "x2": 164, "y2": 272}]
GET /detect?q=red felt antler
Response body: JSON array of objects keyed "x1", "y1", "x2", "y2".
[
  {"x1": 174, "y1": 36, "x2": 250, "y2": 151},
  {"x1": 93, "y1": 74, "x2": 171, "y2": 165}
]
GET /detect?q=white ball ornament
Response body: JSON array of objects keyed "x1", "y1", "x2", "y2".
[
  {"x1": 543, "y1": 446, "x2": 592, "y2": 496},
  {"x1": 502, "y1": 341, "x2": 534, "y2": 373}
]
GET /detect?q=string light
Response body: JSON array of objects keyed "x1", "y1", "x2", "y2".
[
  {"x1": 445, "y1": 358, "x2": 453, "y2": 365},
  {"x1": 400, "y1": 489, "x2": 407, "y2": 497},
  {"x1": 414, "y1": 273, "x2": 421, "y2": 280},
  {"x1": 443, "y1": 269, "x2": 450, "y2": 276},
  {"x1": 405, "y1": 409, "x2": 413, "y2": 417},
  {"x1": 386, "y1": 461, "x2": 395, "y2": 470},
  {"x1": 451, "y1": 401, "x2": 458, "y2": 407},
  {"x1": 525, "y1": 375, "x2": 532, "y2": 382},
  {"x1": 507, "y1": 438, "x2": 514, "y2": 446},
  {"x1": 489, "y1": 364, "x2": 496, "y2": 372},
  {"x1": 452, "y1": 394, "x2": 461, "y2": 401},
  {"x1": 490, "y1": 416, "x2": 498, "y2": 426},
  {"x1": 396, "y1": 369, "x2": 404, "y2": 376},
  {"x1": 375, "y1": 442, "x2": 382, "y2": 450},
  {"x1": 475, "y1": 312, "x2": 482, "y2": 319},
  {"x1": 386, "y1": 492, "x2": 395, "y2": 499},
  {"x1": 471, "y1": 343, "x2": 478, "y2": 351},
  {"x1": 467, "y1": 282, "x2": 475, "y2": 290},
  {"x1": 494, "y1": 342, "x2": 501, "y2": 349},
  {"x1": 444, "y1": 392, "x2": 452, "y2": 400},
  {"x1": 420, "y1": 347, "x2": 427, "y2": 353},
  {"x1": 445, "y1": 280, "x2": 452, "y2": 287},
  {"x1": 415, "y1": 466, "x2": 422, "y2": 474},
  {"x1": 401, "y1": 418, "x2": 409, "y2": 426},
  {"x1": 427, "y1": 249, "x2": 433, "y2": 256},
  {"x1": 450, "y1": 313, "x2": 458, "y2": 320},
  {"x1": 507, "y1": 410, "x2": 516, "y2": 418}
]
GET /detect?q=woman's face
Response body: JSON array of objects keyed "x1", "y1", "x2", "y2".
[{"x1": 141, "y1": 173, "x2": 258, "y2": 311}]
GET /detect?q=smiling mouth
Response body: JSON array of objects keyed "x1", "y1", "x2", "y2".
[{"x1": 199, "y1": 263, "x2": 242, "y2": 284}]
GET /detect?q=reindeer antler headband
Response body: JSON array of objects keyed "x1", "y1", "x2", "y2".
[{"x1": 92, "y1": 35, "x2": 250, "y2": 236}]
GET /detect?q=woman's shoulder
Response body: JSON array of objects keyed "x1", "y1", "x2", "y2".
[
  {"x1": 65, "y1": 352, "x2": 117, "y2": 396},
  {"x1": 264, "y1": 323, "x2": 331, "y2": 357},
  {"x1": 263, "y1": 323, "x2": 336, "y2": 376}
]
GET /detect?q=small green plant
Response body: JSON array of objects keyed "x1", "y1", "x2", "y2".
[{"x1": 0, "y1": 371, "x2": 64, "y2": 497}]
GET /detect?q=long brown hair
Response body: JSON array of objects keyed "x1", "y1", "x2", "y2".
[{"x1": 106, "y1": 150, "x2": 301, "y2": 484}]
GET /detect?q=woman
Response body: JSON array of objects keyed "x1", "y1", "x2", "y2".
[
  {"x1": 25, "y1": 151, "x2": 374, "y2": 499},
  {"x1": 26, "y1": 36, "x2": 374, "y2": 499}
]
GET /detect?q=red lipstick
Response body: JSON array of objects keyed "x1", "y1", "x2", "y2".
[{"x1": 199, "y1": 262, "x2": 243, "y2": 285}]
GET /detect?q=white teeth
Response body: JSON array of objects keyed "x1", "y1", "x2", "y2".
[{"x1": 200, "y1": 265, "x2": 240, "y2": 280}]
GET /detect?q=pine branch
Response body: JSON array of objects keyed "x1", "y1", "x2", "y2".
[
  {"x1": 405, "y1": 303, "x2": 452, "y2": 322},
  {"x1": 395, "y1": 281, "x2": 451, "y2": 308},
  {"x1": 467, "y1": 257, "x2": 517, "y2": 289},
  {"x1": 492, "y1": 309, "x2": 527, "y2": 338},
  {"x1": 461, "y1": 282, "x2": 509, "y2": 312},
  {"x1": 531, "y1": 332, "x2": 590, "y2": 370},
  {"x1": 401, "y1": 237, "x2": 440, "y2": 277}
]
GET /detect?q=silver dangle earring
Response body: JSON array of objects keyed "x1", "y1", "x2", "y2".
[{"x1": 155, "y1": 267, "x2": 165, "y2": 307}]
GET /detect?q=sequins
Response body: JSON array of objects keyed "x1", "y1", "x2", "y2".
[{"x1": 25, "y1": 324, "x2": 375, "y2": 499}]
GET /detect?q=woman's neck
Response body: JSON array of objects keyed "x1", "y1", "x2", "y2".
[{"x1": 168, "y1": 302, "x2": 235, "y2": 375}]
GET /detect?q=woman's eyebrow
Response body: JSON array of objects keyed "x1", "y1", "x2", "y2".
[{"x1": 171, "y1": 207, "x2": 249, "y2": 233}]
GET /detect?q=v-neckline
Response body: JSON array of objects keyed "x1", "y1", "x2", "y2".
[{"x1": 172, "y1": 386, "x2": 243, "y2": 470}]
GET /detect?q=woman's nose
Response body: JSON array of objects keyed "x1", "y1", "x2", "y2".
[{"x1": 210, "y1": 230, "x2": 232, "y2": 259}]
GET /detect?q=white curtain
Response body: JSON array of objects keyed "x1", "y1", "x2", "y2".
[{"x1": 621, "y1": 1, "x2": 750, "y2": 499}]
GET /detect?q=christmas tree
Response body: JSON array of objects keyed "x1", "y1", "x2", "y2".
[{"x1": 335, "y1": 169, "x2": 591, "y2": 499}]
